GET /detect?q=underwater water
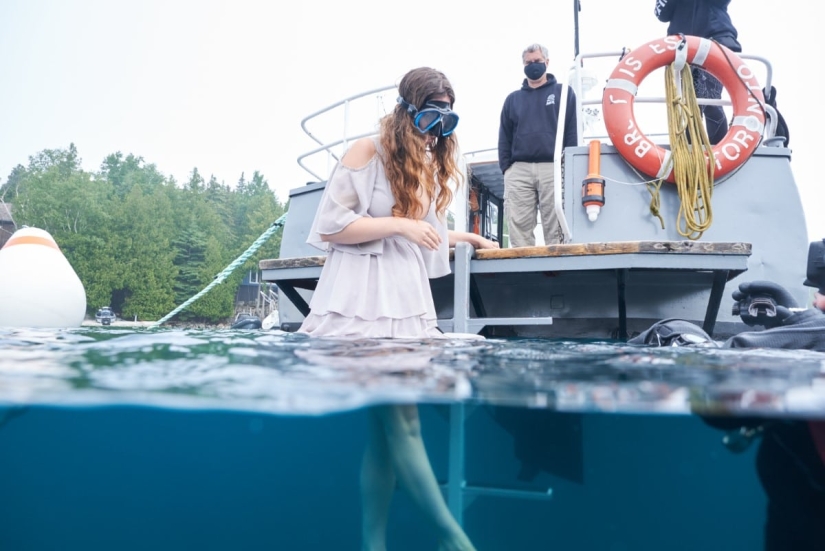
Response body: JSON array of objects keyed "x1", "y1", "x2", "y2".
[{"x1": 0, "y1": 327, "x2": 823, "y2": 550}]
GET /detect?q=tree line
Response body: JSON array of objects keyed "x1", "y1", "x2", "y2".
[{"x1": 0, "y1": 144, "x2": 286, "y2": 323}]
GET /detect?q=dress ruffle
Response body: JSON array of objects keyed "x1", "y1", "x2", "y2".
[
  {"x1": 306, "y1": 155, "x2": 386, "y2": 256},
  {"x1": 299, "y1": 312, "x2": 444, "y2": 339},
  {"x1": 307, "y1": 236, "x2": 437, "y2": 321},
  {"x1": 305, "y1": 153, "x2": 450, "y2": 279}
]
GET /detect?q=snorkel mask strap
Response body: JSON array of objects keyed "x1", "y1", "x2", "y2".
[{"x1": 397, "y1": 96, "x2": 418, "y2": 116}]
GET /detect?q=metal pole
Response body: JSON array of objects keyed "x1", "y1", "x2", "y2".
[{"x1": 574, "y1": 0, "x2": 581, "y2": 58}]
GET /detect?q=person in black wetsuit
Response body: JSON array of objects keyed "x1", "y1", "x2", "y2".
[
  {"x1": 631, "y1": 239, "x2": 825, "y2": 550},
  {"x1": 722, "y1": 279, "x2": 825, "y2": 551},
  {"x1": 654, "y1": 0, "x2": 742, "y2": 144}
]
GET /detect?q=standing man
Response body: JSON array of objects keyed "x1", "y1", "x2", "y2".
[
  {"x1": 654, "y1": 0, "x2": 742, "y2": 144},
  {"x1": 498, "y1": 43, "x2": 577, "y2": 248}
]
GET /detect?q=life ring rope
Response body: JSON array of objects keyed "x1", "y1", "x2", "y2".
[{"x1": 663, "y1": 61, "x2": 715, "y2": 240}]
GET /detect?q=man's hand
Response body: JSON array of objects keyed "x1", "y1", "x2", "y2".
[{"x1": 731, "y1": 280, "x2": 799, "y2": 328}]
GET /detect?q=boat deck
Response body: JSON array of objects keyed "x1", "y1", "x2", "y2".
[{"x1": 260, "y1": 240, "x2": 751, "y2": 339}]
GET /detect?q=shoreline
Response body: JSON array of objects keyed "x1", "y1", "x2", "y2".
[
  {"x1": 82, "y1": 311, "x2": 276, "y2": 330},
  {"x1": 82, "y1": 320, "x2": 158, "y2": 328},
  {"x1": 81, "y1": 320, "x2": 228, "y2": 329}
]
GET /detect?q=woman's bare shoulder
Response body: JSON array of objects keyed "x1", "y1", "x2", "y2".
[{"x1": 341, "y1": 138, "x2": 378, "y2": 169}]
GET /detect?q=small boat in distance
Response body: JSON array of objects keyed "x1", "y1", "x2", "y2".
[
  {"x1": 230, "y1": 313, "x2": 262, "y2": 330},
  {"x1": 260, "y1": 35, "x2": 805, "y2": 341},
  {"x1": 95, "y1": 306, "x2": 116, "y2": 326}
]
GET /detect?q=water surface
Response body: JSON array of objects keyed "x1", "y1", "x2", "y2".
[
  {"x1": 1, "y1": 327, "x2": 823, "y2": 417},
  {"x1": 1, "y1": 327, "x2": 822, "y2": 550}
]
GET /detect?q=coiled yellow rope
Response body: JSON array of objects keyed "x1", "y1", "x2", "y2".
[{"x1": 650, "y1": 63, "x2": 716, "y2": 240}]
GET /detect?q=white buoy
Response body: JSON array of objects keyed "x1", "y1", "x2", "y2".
[
  {"x1": 0, "y1": 227, "x2": 87, "y2": 328},
  {"x1": 261, "y1": 310, "x2": 279, "y2": 331}
]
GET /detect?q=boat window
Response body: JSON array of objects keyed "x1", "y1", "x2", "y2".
[{"x1": 487, "y1": 202, "x2": 499, "y2": 241}]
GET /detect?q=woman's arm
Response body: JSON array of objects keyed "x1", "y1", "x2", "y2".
[
  {"x1": 318, "y1": 137, "x2": 443, "y2": 250},
  {"x1": 322, "y1": 216, "x2": 442, "y2": 251},
  {"x1": 448, "y1": 230, "x2": 500, "y2": 249}
]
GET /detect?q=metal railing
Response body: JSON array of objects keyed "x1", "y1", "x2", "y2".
[{"x1": 297, "y1": 84, "x2": 397, "y2": 182}]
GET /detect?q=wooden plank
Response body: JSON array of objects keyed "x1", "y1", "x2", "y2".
[
  {"x1": 475, "y1": 241, "x2": 751, "y2": 261},
  {"x1": 259, "y1": 241, "x2": 752, "y2": 271},
  {"x1": 260, "y1": 256, "x2": 326, "y2": 270},
  {"x1": 260, "y1": 250, "x2": 457, "y2": 270}
]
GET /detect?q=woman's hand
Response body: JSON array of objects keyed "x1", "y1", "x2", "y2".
[
  {"x1": 397, "y1": 218, "x2": 442, "y2": 250},
  {"x1": 448, "y1": 230, "x2": 500, "y2": 249},
  {"x1": 473, "y1": 235, "x2": 500, "y2": 249}
]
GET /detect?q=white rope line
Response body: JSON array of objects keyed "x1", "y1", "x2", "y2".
[{"x1": 605, "y1": 162, "x2": 735, "y2": 187}]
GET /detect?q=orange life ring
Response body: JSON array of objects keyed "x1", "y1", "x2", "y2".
[{"x1": 602, "y1": 35, "x2": 765, "y2": 183}]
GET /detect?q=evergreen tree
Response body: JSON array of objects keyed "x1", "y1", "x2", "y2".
[
  {"x1": 100, "y1": 152, "x2": 166, "y2": 198},
  {"x1": 171, "y1": 220, "x2": 208, "y2": 320},
  {"x1": 186, "y1": 167, "x2": 205, "y2": 192}
]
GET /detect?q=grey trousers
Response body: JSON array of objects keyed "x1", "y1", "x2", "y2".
[{"x1": 503, "y1": 161, "x2": 563, "y2": 247}]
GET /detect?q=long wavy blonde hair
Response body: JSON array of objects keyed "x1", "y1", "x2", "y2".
[{"x1": 379, "y1": 67, "x2": 462, "y2": 220}]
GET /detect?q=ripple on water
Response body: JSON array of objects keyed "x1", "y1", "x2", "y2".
[{"x1": 0, "y1": 327, "x2": 822, "y2": 418}]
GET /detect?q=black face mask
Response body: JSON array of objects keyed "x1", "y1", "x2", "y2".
[{"x1": 524, "y1": 61, "x2": 546, "y2": 80}]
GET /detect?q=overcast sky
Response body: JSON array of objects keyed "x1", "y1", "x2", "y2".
[{"x1": 0, "y1": 1, "x2": 819, "y2": 238}]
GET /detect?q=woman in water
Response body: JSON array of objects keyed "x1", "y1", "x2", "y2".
[{"x1": 299, "y1": 67, "x2": 496, "y2": 550}]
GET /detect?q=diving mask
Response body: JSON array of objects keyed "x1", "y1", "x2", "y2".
[{"x1": 397, "y1": 96, "x2": 459, "y2": 137}]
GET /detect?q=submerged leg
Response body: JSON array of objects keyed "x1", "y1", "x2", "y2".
[
  {"x1": 361, "y1": 408, "x2": 396, "y2": 551},
  {"x1": 374, "y1": 404, "x2": 476, "y2": 551}
]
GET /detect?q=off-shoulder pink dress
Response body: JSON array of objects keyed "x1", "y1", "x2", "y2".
[{"x1": 297, "y1": 145, "x2": 449, "y2": 339}]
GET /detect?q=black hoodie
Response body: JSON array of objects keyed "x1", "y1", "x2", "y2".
[
  {"x1": 497, "y1": 74, "x2": 578, "y2": 174},
  {"x1": 654, "y1": 0, "x2": 742, "y2": 51}
]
